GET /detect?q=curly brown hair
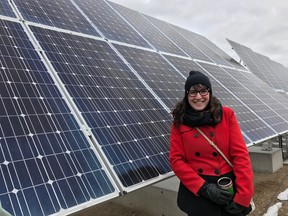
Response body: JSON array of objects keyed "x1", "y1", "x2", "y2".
[{"x1": 171, "y1": 95, "x2": 222, "y2": 128}]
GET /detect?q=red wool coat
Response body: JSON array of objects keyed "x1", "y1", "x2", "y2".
[{"x1": 169, "y1": 106, "x2": 254, "y2": 207}]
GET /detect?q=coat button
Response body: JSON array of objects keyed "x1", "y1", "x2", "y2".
[
  {"x1": 195, "y1": 152, "x2": 200, "y2": 157},
  {"x1": 194, "y1": 133, "x2": 199, "y2": 138},
  {"x1": 212, "y1": 152, "x2": 218, "y2": 157},
  {"x1": 198, "y1": 168, "x2": 203, "y2": 173},
  {"x1": 214, "y1": 169, "x2": 220, "y2": 174},
  {"x1": 210, "y1": 132, "x2": 214, "y2": 137}
]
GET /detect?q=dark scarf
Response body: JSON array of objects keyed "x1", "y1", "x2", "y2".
[{"x1": 183, "y1": 103, "x2": 223, "y2": 127}]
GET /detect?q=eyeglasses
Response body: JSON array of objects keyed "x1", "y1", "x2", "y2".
[{"x1": 187, "y1": 89, "x2": 210, "y2": 97}]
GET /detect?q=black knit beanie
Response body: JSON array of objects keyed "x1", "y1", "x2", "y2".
[{"x1": 184, "y1": 70, "x2": 212, "y2": 93}]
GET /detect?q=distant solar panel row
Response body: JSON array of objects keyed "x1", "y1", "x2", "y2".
[{"x1": 227, "y1": 39, "x2": 288, "y2": 93}]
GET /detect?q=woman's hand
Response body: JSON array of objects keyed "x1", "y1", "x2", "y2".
[{"x1": 198, "y1": 182, "x2": 233, "y2": 205}]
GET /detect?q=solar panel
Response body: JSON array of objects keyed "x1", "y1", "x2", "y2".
[
  {"x1": 169, "y1": 25, "x2": 233, "y2": 67},
  {"x1": 0, "y1": 0, "x2": 16, "y2": 18},
  {"x1": 142, "y1": 14, "x2": 214, "y2": 63},
  {"x1": 73, "y1": 0, "x2": 152, "y2": 48},
  {"x1": 108, "y1": 1, "x2": 188, "y2": 56},
  {"x1": 227, "y1": 39, "x2": 288, "y2": 92},
  {"x1": 0, "y1": 19, "x2": 118, "y2": 216},
  {"x1": 12, "y1": 0, "x2": 100, "y2": 36},
  {"x1": 29, "y1": 25, "x2": 173, "y2": 189},
  {"x1": 192, "y1": 35, "x2": 245, "y2": 70}
]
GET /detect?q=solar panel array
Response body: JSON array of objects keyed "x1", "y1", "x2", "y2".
[{"x1": 1, "y1": 0, "x2": 288, "y2": 215}]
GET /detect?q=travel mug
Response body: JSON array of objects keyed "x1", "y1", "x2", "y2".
[{"x1": 217, "y1": 177, "x2": 234, "y2": 195}]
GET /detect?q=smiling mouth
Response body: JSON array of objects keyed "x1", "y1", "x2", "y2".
[{"x1": 193, "y1": 100, "x2": 205, "y2": 104}]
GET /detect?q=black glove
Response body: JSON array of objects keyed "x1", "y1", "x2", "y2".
[
  {"x1": 225, "y1": 201, "x2": 252, "y2": 215},
  {"x1": 198, "y1": 182, "x2": 233, "y2": 205},
  {"x1": 242, "y1": 205, "x2": 253, "y2": 215}
]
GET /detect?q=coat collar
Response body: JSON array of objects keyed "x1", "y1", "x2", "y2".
[{"x1": 179, "y1": 124, "x2": 193, "y2": 133}]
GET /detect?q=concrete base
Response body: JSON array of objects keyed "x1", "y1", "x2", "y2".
[
  {"x1": 248, "y1": 146, "x2": 283, "y2": 173},
  {"x1": 114, "y1": 177, "x2": 185, "y2": 216}
]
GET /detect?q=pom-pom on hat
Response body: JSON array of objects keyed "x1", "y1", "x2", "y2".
[{"x1": 184, "y1": 70, "x2": 212, "y2": 93}]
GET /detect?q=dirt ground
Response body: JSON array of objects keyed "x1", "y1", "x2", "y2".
[
  {"x1": 250, "y1": 164, "x2": 288, "y2": 216},
  {"x1": 71, "y1": 165, "x2": 288, "y2": 216}
]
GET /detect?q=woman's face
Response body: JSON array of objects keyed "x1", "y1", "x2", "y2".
[{"x1": 187, "y1": 84, "x2": 210, "y2": 111}]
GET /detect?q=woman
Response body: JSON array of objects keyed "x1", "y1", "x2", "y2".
[{"x1": 169, "y1": 70, "x2": 254, "y2": 216}]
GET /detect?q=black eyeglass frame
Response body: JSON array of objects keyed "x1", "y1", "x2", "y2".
[{"x1": 187, "y1": 88, "x2": 210, "y2": 97}]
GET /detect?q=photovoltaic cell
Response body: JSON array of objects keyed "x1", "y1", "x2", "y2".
[
  {"x1": 29, "y1": 25, "x2": 173, "y2": 188},
  {"x1": 108, "y1": 1, "x2": 188, "y2": 56},
  {"x1": 73, "y1": 0, "x2": 151, "y2": 48},
  {"x1": 0, "y1": 0, "x2": 16, "y2": 18},
  {"x1": 12, "y1": 0, "x2": 100, "y2": 37},
  {"x1": 0, "y1": 19, "x2": 117, "y2": 216}
]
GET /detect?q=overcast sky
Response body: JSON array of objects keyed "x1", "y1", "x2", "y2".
[{"x1": 109, "y1": 0, "x2": 288, "y2": 67}]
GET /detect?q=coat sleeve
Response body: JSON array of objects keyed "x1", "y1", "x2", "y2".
[
  {"x1": 169, "y1": 124, "x2": 205, "y2": 195},
  {"x1": 227, "y1": 109, "x2": 254, "y2": 207}
]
